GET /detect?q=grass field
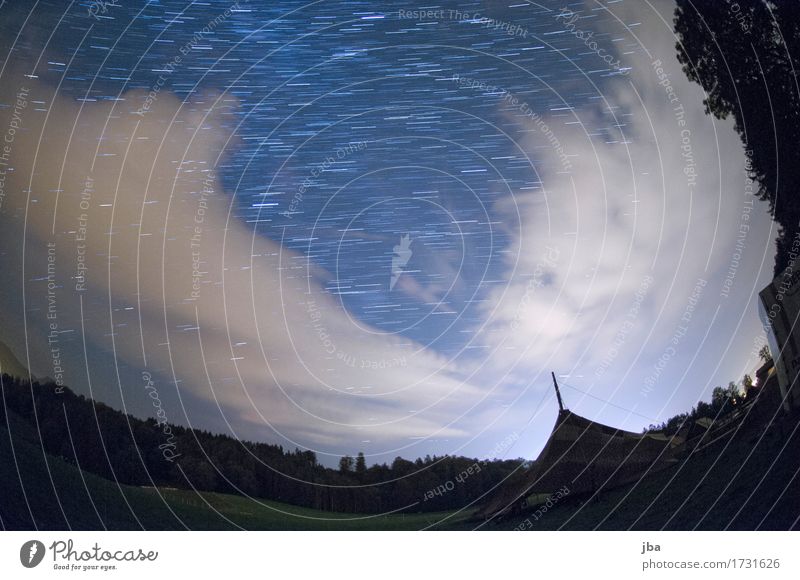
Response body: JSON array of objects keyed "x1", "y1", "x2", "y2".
[{"x1": 136, "y1": 487, "x2": 471, "y2": 530}]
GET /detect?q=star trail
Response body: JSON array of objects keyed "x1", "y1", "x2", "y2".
[{"x1": 0, "y1": 0, "x2": 775, "y2": 464}]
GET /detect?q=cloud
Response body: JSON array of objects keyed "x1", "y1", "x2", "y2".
[
  {"x1": 0, "y1": 74, "x2": 487, "y2": 460},
  {"x1": 476, "y1": 0, "x2": 774, "y2": 426}
]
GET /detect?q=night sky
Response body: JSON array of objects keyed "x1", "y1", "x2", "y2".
[{"x1": 0, "y1": 0, "x2": 777, "y2": 465}]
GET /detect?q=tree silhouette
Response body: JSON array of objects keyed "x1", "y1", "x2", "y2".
[
  {"x1": 355, "y1": 451, "x2": 367, "y2": 476},
  {"x1": 674, "y1": 1, "x2": 800, "y2": 274},
  {"x1": 338, "y1": 455, "x2": 354, "y2": 474}
]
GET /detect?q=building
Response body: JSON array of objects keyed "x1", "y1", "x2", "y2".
[{"x1": 758, "y1": 266, "x2": 800, "y2": 411}]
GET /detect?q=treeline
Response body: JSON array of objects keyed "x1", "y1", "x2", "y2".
[
  {"x1": 0, "y1": 375, "x2": 519, "y2": 514},
  {"x1": 675, "y1": 1, "x2": 800, "y2": 275},
  {"x1": 646, "y1": 381, "x2": 747, "y2": 436}
]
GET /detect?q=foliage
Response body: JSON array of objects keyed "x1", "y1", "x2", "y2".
[
  {"x1": 675, "y1": 1, "x2": 800, "y2": 274},
  {"x1": 646, "y1": 380, "x2": 743, "y2": 436}
]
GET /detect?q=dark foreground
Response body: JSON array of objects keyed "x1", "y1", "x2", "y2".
[
  {"x1": 2, "y1": 385, "x2": 798, "y2": 530},
  {"x1": 478, "y1": 395, "x2": 800, "y2": 531}
]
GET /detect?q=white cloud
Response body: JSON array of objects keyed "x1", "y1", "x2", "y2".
[{"x1": 476, "y1": 0, "x2": 775, "y2": 427}]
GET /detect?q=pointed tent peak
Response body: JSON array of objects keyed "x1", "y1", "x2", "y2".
[{"x1": 551, "y1": 371, "x2": 566, "y2": 412}]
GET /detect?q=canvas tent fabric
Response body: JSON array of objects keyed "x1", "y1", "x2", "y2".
[{"x1": 476, "y1": 408, "x2": 681, "y2": 520}]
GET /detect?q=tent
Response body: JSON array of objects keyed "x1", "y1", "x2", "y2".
[{"x1": 476, "y1": 374, "x2": 681, "y2": 520}]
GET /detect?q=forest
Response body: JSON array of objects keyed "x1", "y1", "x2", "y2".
[{"x1": 0, "y1": 374, "x2": 520, "y2": 514}]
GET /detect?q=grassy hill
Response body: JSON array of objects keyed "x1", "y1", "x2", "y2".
[{"x1": 0, "y1": 410, "x2": 471, "y2": 530}]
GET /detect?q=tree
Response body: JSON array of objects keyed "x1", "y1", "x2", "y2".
[
  {"x1": 727, "y1": 381, "x2": 741, "y2": 404},
  {"x1": 674, "y1": 1, "x2": 800, "y2": 274},
  {"x1": 743, "y1": 373, "x2": 754, "y2": 392},
  {"x1": 711, "y1": 386, "x2": 728, "y2": 410},
  {"x1": 338, "y1": 455, "x2": 354, "y2": 474},
  {"x1": 759, "y1": 344, "x2": 773, "y2": 362},
  {"x1": 355, "y1": 452, "x2": 367, "y2": 476}
]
